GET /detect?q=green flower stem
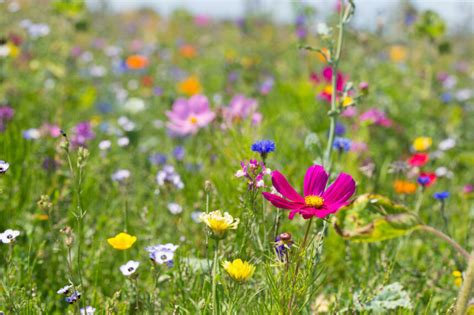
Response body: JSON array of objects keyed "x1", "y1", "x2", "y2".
[
  {"x1": 323, "y1": 2, "x2": 352, "y2": 170},
  {"x1": 212, "y1": 239, "x2": 220, "y2": 315},
  {"x1": 419, "y1": 225, "x2": 469, "y2": 261},
  {"x1": 288, "y1": 217, "x2": 314, "y2": 313},
  {"x1": 455, "y1": 251, "x2": 474, "y2": 315}
]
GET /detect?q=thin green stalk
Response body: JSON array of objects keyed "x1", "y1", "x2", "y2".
[
  {"x1": 323, "y1": 2, "x2": 351, "y2": 170},
  {"x1": 455, "y1": 251, "x2": 474, "y2": 315},
  {"x1": 212, "y1": 239, "x2": 220, "y2": 315},
  {"x1": 418, "y1": 225, "x2": 469, "y2": 261},
  {"x1": 288, "y1": 217, "x2": 314, "y2": 313}
]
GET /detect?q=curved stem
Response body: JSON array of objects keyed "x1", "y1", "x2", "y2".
[
  {"x1": 455, "y1": 251, "x2": 474, "y2": 315},
  {"x1": 418, "y1": 225, "x2": 470, "y2": 261}
]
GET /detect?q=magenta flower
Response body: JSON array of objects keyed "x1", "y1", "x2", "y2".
[
  {"x1": 222, "y1": 94, "x2": 261, "y2": 125},
  {"x1": 71, "y1": 121, "x2": 95, "y2": 147},
  {"x1": 313, "y1": 67, "x2": 346, "y2": 103},
  {"x1": 262, "y1": 165, "x2": 355, "y2": 220},
  {"x1": 166, "y1": 95, "x2": 215, "y2": 136}
]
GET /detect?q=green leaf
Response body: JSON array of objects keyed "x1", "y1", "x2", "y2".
[{"x1": 333, "y1": 194, "x2": 421, "y2": 242}]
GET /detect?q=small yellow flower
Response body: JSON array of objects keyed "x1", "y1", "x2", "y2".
[
  {"x1": 342, "y1": 96, "x2": 354, "y2": 107},
  {"x1": 222, "y1": 259, "x2": 255, "y2": 282},
  {"x1": 177, "y1": 76, "x2": 202, "y2": 96},
  {"x1": 107, "y1": 232, "x2": 137, "y2": 250},
  {"x1": 412, "y1": 137, "x2": 432, "y2": 152},
  {"x1": 453, "y1": 270, "x2": 463, "y2": 287},
  {"x1": 199, "y1": 210, "x2": 239, "y2": 238}
]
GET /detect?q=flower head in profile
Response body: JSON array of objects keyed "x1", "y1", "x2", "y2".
[
  {"x1": 0, "y1": 160, "x2": 10, "y2": 174},
  {"x1": 166, "y1": 95, "x2": 215, "y2": 136},
  {"x1": 453, "y1": 270, "x2": 463, "y2": 287},
  {"x1": 0, "y1": 229, "x2": 20, "y2": 244},
  {"x1": 146, "y1": 243, "x2": 178, "y2": 267},
  {"x1": 199, "y1": 210, "x2": 239, "y2": 238},
  {"x1": 177, "y1": 76, "x2": 202, "y2": 96},
  {"x1": 262, "y1": 165, "x2": 355, "y2": 220},
  {"x1": 412, "y1": 137, "x2": 432, "y2": 152},
  {"x1": 107, "y1": 232, "x2": 137, "y2": 250},
  {"x1": 120, "y1": 260, "x2": 140, "y2": 276},
  {"x1": 222, "y1": 259, "x2": 255, "y2": 283}
]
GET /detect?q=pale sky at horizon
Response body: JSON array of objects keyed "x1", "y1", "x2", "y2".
[{"x1": 86, "y1": 0, "x2": 474, "y2": 32}]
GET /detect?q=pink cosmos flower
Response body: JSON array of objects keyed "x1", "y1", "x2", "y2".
[
  {"x1": 222, "y1": 94, "x2": 261, "y2": 125},
  {"x1": 262, "y1": 165, "x2": 356, "y2": 220},
  {"x1": 166, "y1": 95, "x2": 215, "y2": 136},
  {"x1": 359, "y1": 108, "x2": 392, "y2": 127}
]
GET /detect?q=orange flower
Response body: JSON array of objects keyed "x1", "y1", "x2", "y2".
[
  {"x1": 317, "y1": 48, "x2": 330, "y2": 63},
  {"x1": 394, "y1": 180, "x2": 417, "y2": 194},
  {"x1": 126, "y1": 55, "x2": 149, "y2": 70},
  {"x1": 389, "y1": 45, "x2": 407, "y2": 63},
  {"x1": 178, "y1": 76, "x2": 202, "y2": 96},
  {"x1": 180, "y1": 44, "x2": 197, "y2": 58}
]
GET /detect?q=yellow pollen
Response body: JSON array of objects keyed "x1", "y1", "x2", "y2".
[
  {"x1": 305, "y1": 195, "x2": 324, "y2": 208},
  {"x1": 189, "y1": 116, "x2": 198, "y2": 124}
]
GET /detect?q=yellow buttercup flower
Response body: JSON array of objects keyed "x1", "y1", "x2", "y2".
[
  {"x1": 177, "y1": 76, "x2": 202, "y2": 96},
  {"x1": 107, "y1": 232, "x2": 137, "y2": 250},
  {"x1": 453, "y1": 270, "x2": 463, "y2": 287},
  {"x1": 199, "y1": 210, "x2": 239, "y2": 238},
  {"x1": 222, "y1": 259, "x2": 255, "y2": 282},
  {"x1": 413, "y1": 137, "x2": 432, "y2": 151}
]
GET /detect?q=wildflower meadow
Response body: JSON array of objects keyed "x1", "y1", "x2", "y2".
[{"x1": 1, "y1": 0, "x2": 474, "y2": 314}]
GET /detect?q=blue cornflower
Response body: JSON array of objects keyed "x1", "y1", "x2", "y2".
[
  {"x1": 333, "y1": 137, "x2": 351, "y2": 152},
  {"x1": 173, "y1": 146, "x2": 185, "y2": 161},
  {"x1": 251, "y1": 140, "x2": 275, "y2": 161},
  {"x1": 433, "y1": 191, "x2": 449, "y2": 200},
  {"x1": 335, "y1": 122, "x2": 346, "y2": 136},
  {"x1": 417, "y1": 176, "x2": 430, "y2": 186}
]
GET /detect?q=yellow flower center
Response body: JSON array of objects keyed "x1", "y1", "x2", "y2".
[
  {"x1": 305, "y1": 195, "x2": 324, "y2": 208},
  {"x1": 189, "y1": 116, "x2": 198, "y2": 124}
]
